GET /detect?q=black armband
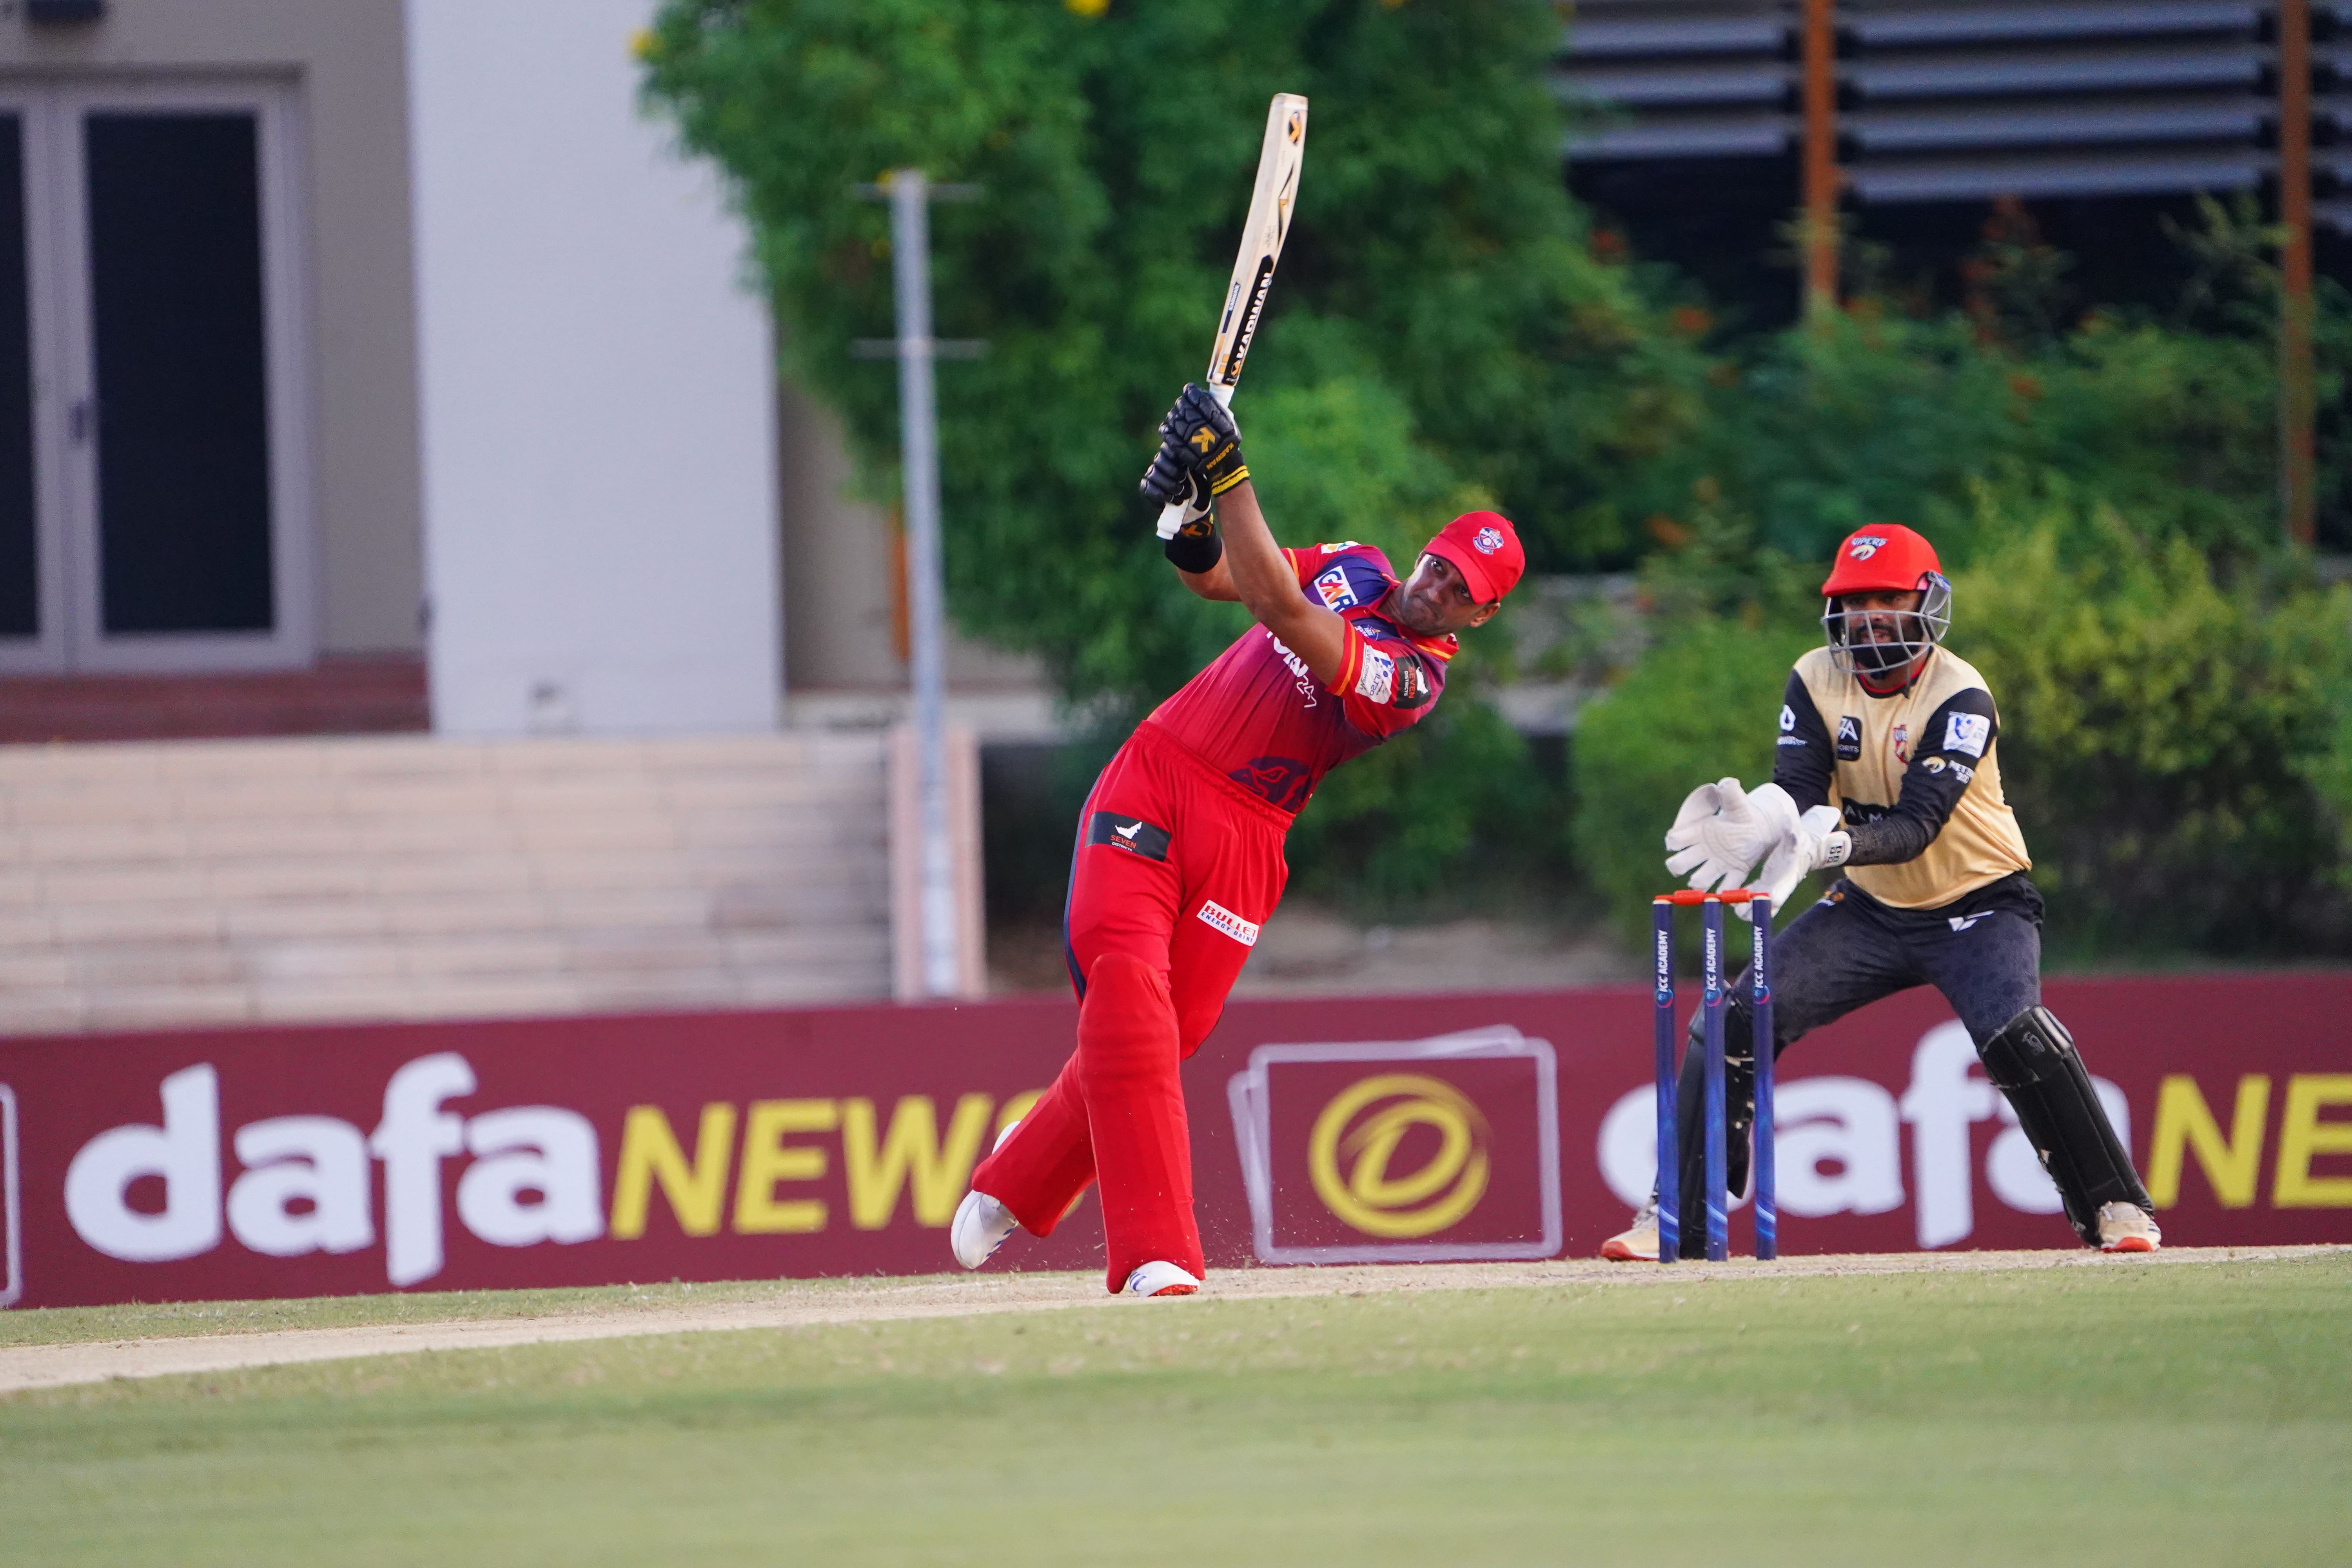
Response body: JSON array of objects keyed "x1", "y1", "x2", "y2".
[{"x1": 1163, "y1": 527, "x2": 1223, "y2": 575}]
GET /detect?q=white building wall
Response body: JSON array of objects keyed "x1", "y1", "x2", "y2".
[{"x1": 404, "y1": 0, "x2": 779, "y2": 735}]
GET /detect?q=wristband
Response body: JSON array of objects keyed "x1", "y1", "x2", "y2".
[{"x1": 1163, "y1": 527, "x2": 1224, "y2": 575}]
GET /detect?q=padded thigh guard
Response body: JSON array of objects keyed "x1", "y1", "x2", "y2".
[{"x1": 1977, "y1": 1006, "x2": 2153, "y2": 1246}]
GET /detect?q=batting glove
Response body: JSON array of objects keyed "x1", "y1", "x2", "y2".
[
  {"x1": 1157, "y1": 383, "x2": 1249, "y2": 496},
  {"x1": 1140, "y1": 442, "x2": 1211, "y2": 526}
]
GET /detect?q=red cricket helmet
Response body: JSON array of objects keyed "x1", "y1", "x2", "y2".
[
  {"x1": 1821, "y1": 523, "x2": 1943, "y2": 597},
  {"x1": 1820, "y1": 524, "x2": 1953, "y2": 682},
  {"x1": 1424, "y1": 511, "x2": 1524, "y2": 605}
]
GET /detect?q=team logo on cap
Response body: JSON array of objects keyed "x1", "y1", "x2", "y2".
[
  {"x1": 1847, "y1": 535, "x2": 1888, "y2": 560},
  {"x1": 1473, "y1": 526, "x2": 1504, "y2": 555}
]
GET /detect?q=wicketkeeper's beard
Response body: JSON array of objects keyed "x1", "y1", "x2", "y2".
[{"x1": 1849, "y1": 630, "x2": 1915, "y2": 674}]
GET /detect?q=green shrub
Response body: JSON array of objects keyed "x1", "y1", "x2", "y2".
[
  {"x1": 1614, "y1": 305, "x2": 2303, "y2": 575},
  {"x1": 1574, "y1": 487, "x2": 2352, "y2": 960},
  {"x1": 1947, "y1": 492, "x2": 2352, "y2": 956},
  {"x1": 641, "y1": 0, "x2": 1704, "y2": 714},
  {"x1": 1283, "y1": 646, "x2": 1556, "y2": 907},
  {"x1": 1569, "y1": 615, "x2": 1817, "y2": 944}
]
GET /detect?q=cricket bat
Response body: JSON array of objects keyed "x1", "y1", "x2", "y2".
[{"x1": 1155, "y1": 91, "x2": 1309, "y2": 539}]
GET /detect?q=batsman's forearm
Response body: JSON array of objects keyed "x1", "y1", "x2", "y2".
[{"x1": 1213, "y1": 482, "x2": 1292, "y2": 613}]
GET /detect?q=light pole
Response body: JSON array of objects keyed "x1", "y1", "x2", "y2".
[
  {"x1": 889, "y1": 169, "x2": 958, "y2": 996},
  {"x1": 855, "y1": 169, "x2": 982, "y2": 996},
  {"x1": 2279, "y1": 0, "x2": 2317, "y2": 546}
]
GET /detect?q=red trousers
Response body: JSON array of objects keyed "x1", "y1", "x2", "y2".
[{"x1": 969, "y1": 722, "x2": 1289, "y2": 1292}]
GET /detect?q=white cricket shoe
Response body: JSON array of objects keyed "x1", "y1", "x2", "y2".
[
  {"x1": 2096, "y1": 1202, "x2": 2161, "y2": 1253},
  {"x1": 1599, "y1": 1201, "x2": 1659, "y2": 1262},
  {"x1": 951, "y1": 1190, "x2": 1019, "y2": 1270},
  {"x1": 949, "y1": 1120, "x2": 1026, "y2": 1270},
  {"x1": 1122, "y1": 1261, "x2": 1201, "y2": 1297}
]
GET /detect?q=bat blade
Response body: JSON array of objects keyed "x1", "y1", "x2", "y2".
[
  {"x1": 1157, "y1": 92, "x2": 1308, "y2": 539},
  {"x1": 1203, "y1": 93, "x2": 1308, "y2": 392}
]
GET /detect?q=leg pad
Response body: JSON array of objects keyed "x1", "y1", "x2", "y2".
[{"x1": 1978, "y1": 1006, "x2": 2153, "y2": 1245}]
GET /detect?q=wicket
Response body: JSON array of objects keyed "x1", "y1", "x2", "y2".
[{"x1": 1651, "y1": 890, "x2": 1777, "y2": 1263}]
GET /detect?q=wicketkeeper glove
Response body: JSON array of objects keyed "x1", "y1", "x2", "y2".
[
  {"x1": 1664, "y1": 777, "x2": 1799, "y2": 894},
  {"x1": 1156, "y1": 383, "x2": 1249, "y2": 496},
  {"x1": 1746, "y1": 804, "x2": 1851, "y2": 919}
]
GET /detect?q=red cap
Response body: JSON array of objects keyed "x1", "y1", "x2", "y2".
[
  {"x1": 1821, "y1": 524, "x2": 1942, "y2": 597},
  {"x1": 1424, "y1": 511, "x2": 1524, "y2": 605}
]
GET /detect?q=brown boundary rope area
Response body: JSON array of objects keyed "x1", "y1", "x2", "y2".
[{"x1": 0, "y1": 1244, "x2": 2337, "y2": 1394}]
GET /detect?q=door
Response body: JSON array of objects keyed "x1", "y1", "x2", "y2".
[{"x1": 0, "y1": 81, "x2": 311, "y2": 673}]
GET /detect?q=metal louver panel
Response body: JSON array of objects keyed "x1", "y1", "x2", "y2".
[
  {"x1": 1847, "y1": 3, "x2": 2262, "y2": 44},
  {"x1": 1844, "y1": 44, "x2": 2265, "y2": 98},
  {"x1": 1561, "y1": 1, "x2": 2334, "y2": 217}
]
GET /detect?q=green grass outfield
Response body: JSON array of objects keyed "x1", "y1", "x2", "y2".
[{"x1": 1, "y1": 1252, "x2": 2344, "y2": 1566}]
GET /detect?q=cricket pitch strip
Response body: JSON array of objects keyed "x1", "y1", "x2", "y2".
[{"x1": 1, "y1": 1243, "x2": 2338, "y2": 1394}]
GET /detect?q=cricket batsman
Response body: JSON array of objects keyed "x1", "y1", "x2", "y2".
[
  {"x1": 950, "y1": 385, "x2": 1524, "y2": 1296},
  {"x1": 1603, "y1": 523, "x2": 2162, "y2": 1259}
]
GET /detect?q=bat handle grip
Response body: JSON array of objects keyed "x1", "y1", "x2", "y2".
[{"x1": 1151, "y1": 383, "x2": 1240, "y2": 540}]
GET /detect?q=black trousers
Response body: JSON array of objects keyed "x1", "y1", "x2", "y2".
[{"x1": 1666, "y1": 875, "x2": 2044, "y2": 1258}]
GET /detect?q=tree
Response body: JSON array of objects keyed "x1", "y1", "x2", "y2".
[{"x1": 641, "y1": 0, "x2": 1705, "y2": 715}]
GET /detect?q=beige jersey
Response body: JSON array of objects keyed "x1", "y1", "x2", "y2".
[{"x1": 1775, "y1": 645, "x2": 2031, "y2": 911}]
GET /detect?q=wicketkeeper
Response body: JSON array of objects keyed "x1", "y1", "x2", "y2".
[
  {"x1": 1603, "y1": 523, "x2": 2161, "y2": 1259},
  {"x1": 951, "y1": 385, "x2": 1525, "y2": 1296}
]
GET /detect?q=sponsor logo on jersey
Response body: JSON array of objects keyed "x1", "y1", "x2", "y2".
[
  {"x1": 1267, "y1": 632, "x2": 1318, "y2": 708},
  {"x1": 1848, "y1": 535, "x2": 1888, "y2": 561},
  {"x1": 1780, "y1": 704, "x2": 1796, "y2": 733},
  {"x1": 1922, "y1": 755, "x2": 1946, "y2": 774},
  {"x1": 1950, "y1": 761, "x2": 1974, "y2": 784},
  {"x1": 1197, "y1": 899, "x2": 1261, "y2": 947},
  {"x1": 1473, "y1": 526, "x2": 1504, "y2": 555},
  {"x1": 1893, "y1": 723, "x2": 1910, "y2": 764},
  {"x1": 1313, "y1": 565, "x2": 1358, "y2": 610},
  {"x1": 1944, "y1": 711, "x2": 1991, "y2": 757},
  {"x1": 1393, "y1": 655, "x2": 1432, "y2": 710},
  {"x1": 1086, "y1": 811, "x2": 1170, "y2": 861},
  {"x1": 1836, "y1": 715, "x2": 1862, "y2": 761},
  {"x1": 1355, "y1": 650, "x2": 1397, "y2": 704}
]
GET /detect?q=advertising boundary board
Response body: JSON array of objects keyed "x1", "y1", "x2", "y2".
[{"x1": 0, "y1": 973, "x2": 2347, "y2": 1308}]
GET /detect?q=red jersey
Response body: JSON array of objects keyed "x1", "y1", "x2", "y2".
[{"x1": 1140, "y1": 542, "x2": 1457, "y2": 814}]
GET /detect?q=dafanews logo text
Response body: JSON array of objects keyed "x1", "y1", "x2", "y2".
[
  {"x1": 1226, "y1": 1027, "x2": 1561, "y2": 1265},
  {"x1": 50, "y1": 1055, "x2": 1040, "y2": 1293}
]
